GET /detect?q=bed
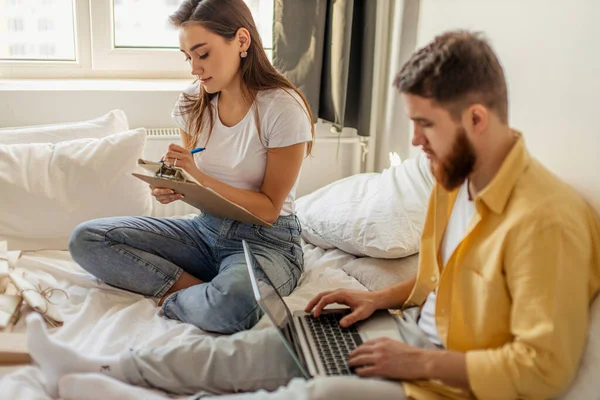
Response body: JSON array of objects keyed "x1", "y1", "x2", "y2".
[
  {"x1": 0, "y1": 241, "x2": 371, "y2": 400},
  {"x1": 1, "y1": 111, "x2": 598, "y2": 400}
]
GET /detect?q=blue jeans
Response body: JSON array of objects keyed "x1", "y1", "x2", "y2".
[{"x1": 68, "y1": 212, "x2": 304, "y2": 334}]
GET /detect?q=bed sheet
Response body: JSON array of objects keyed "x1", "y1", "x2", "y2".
[{"x1": 0, "y1": 243, "x2": 365, "y2": 400}]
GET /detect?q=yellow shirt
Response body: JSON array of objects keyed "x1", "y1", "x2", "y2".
[{"x1": 401, "y1": 134, "x2": 600, "y2": 400}]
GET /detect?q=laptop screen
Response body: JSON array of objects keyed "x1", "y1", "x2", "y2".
[
  {"x1": 243, "y1": 242, "x2": 295, "y2": 330},
  {"x1": 242, "y1": 240, "x2": 310, "y2": 378}
]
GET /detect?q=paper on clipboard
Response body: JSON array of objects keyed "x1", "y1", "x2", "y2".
[{"x1": 133, "y1": 159, "x2": 272, "y2": 227}]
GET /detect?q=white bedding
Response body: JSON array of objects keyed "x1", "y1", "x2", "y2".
[
  {"x1": 0, "y1": 243, "x2": 365, "y2": 400},
  {"x1": 3, "y1": 243, "x2": 598, "y2": 400}
]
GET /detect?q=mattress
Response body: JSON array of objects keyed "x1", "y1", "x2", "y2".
[{"x1": 0, "y1": 243, "x2": 365, "y2": 399}]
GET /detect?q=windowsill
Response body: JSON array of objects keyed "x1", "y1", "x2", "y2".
[{"x1": 0, "y1": 78, "x2": 193, "y2": 92}]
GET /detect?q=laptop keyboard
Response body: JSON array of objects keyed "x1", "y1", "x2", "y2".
[{"x1": 303, "y1": 313, "x2": 363, "y2": 375}]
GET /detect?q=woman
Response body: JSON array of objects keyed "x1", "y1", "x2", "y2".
[{"x1": 69, "y1": 0, "x2": 314, "y2": 334}]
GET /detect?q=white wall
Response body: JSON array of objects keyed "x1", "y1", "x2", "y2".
[
  {"x1": 0, "y1": 85, "x2": 181, "y2": 129},
  {"x1": 416, "y1": 0, "x2": 600, "y2": 213}
]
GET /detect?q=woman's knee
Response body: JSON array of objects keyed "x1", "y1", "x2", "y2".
[
  {"x1": 68, "y1": 219, "x2": 104, "y2": 260},
  {"x1": 68, "y1": 218, "x2": 122, "y2": 280}
]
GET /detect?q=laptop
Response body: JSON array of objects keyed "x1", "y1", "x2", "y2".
[{"x1": 242, "y1": 240, "x2": 402, "y2": 379}]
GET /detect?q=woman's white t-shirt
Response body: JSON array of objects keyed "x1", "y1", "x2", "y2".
[{"x1": 171, "y1": 85, "x2": 313, "y2": 216}]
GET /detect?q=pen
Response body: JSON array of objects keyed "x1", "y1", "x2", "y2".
[{"x1": 159, "y1": 147, "x2": 206, "y2": 162}]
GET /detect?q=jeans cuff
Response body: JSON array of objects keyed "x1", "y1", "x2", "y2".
[
  {"x1": 155, "y1": 267, "x2": 184, "y2": 298},
  {"x1": 161, "y1": 290, "x2": 180, "y2": 319}
]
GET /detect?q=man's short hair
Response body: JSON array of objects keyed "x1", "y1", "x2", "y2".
[{"x1": 394, "y1": 31, "x2": 508, "y2": 123}]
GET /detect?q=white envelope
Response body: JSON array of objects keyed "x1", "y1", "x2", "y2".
[
  {"x1": 8, "y1": 272, "x2": 63, "y2": 325},
  {"x1": 0, "y1": 240, "x2": 21, "y2": 294}
]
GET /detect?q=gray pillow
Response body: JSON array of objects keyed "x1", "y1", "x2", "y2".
[{"x1": 342, "y1": 254, "x2": 419, "y2": 292}]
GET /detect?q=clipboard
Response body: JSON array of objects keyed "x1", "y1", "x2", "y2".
[{"x1": 132, "y1": 159, "x2": 272, "y2": 227}]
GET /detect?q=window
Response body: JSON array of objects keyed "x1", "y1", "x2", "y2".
[
  {"x1": 0, "y1": 0, "x2": 275, "y2": 78},
  {"x1": 244, "y1": 0, "x2": 274, "y2": 60},
  {"x1": 113, "y1": 0, "x2": 180, "y2": 48},
  {"x1": 38, "y1": 19, "x2": 55, "y2": 32},
  {"x1": 9, "y1": 44, "x2": 27, "y2": 57},
  {"x1": 8, "y1": 18, "x2": 24, "y2": 32},
  {"x1": 39, "y1": 44, "x2": 57, "y2": 57},
  {"x1": 112, "y1": 0, "x2": 273, "y2": 51},
  {"x1": 0, "y1": 0, "x2": 75, "y2": 61}
]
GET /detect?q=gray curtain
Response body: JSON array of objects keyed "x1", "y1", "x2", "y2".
[{"x1": 272, "y1": 0, "x2": 377, "y2": 136}]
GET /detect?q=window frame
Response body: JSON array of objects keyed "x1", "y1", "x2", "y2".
[{"x1": 0, "y1": 0, "x2": 91, "y2": 79}]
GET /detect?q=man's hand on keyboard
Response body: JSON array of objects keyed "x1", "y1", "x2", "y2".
[
  {"x1": 305, "y1": 289, "x2": 379, "y2": 328},
  {"x1": 347, "y1": 337, "x2": 430, "y2": 380}
]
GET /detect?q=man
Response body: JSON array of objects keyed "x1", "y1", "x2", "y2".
[{"x1": 27, "y1": 31, "x2": 600, "y2": 400}]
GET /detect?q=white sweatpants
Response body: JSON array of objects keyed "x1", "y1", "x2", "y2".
[{"x1": 121, "y1": 308, "x2": 436, "y2": 400}]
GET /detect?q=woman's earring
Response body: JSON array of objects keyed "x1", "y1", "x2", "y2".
[{"x1": 241, "y1": 51, "x2": 248, "y2": 59}]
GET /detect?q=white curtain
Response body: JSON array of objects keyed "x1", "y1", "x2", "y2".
[{"x1": 366, "y1": 0, "x2": 421, "y2": 172}]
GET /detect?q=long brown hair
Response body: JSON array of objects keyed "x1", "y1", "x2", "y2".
[{"x1": 169, "y1": 0, "x2": 314, "y2": 155}]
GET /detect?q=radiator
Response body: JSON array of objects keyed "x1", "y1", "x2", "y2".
[{"x1": 144, "y1": 126, "x2": 365, "y2": 217}]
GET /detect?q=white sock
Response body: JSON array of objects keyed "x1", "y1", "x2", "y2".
[
  {"x1": 59, "y1": 374, "x2": 170, "y2": 400},
  {"x1": 26, "y1": 313, "x2": 127, "y2": 398}
]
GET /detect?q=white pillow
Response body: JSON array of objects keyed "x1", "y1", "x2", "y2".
[
  {"x1": 0, "y1": 110, "x2": 129, "y2": 145},
  {"x1": 296, "y1": 152, "x2": 434, "y2": 258},
  {"x1": 342, "y1": 254, "x2": 420, "y2": 292},
  {"x1": 0, "y1": 129, "x2": 153, "y2": 251}
]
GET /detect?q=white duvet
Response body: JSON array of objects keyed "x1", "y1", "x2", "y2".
[{"x1": 0, "y1": 243, "x2": 364, "y2": 400}]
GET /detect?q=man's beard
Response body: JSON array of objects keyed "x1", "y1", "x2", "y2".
[{"x1": 430, "y1": 127, "x2": 476, "y2": 191}]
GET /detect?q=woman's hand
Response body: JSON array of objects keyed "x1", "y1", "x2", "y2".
[
  {"x1": 149, "y1": 185, "x2": 184, "y2": 204},
  {"x1": 162, "y1": 143, "x2": 202, "y2": 177}
]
